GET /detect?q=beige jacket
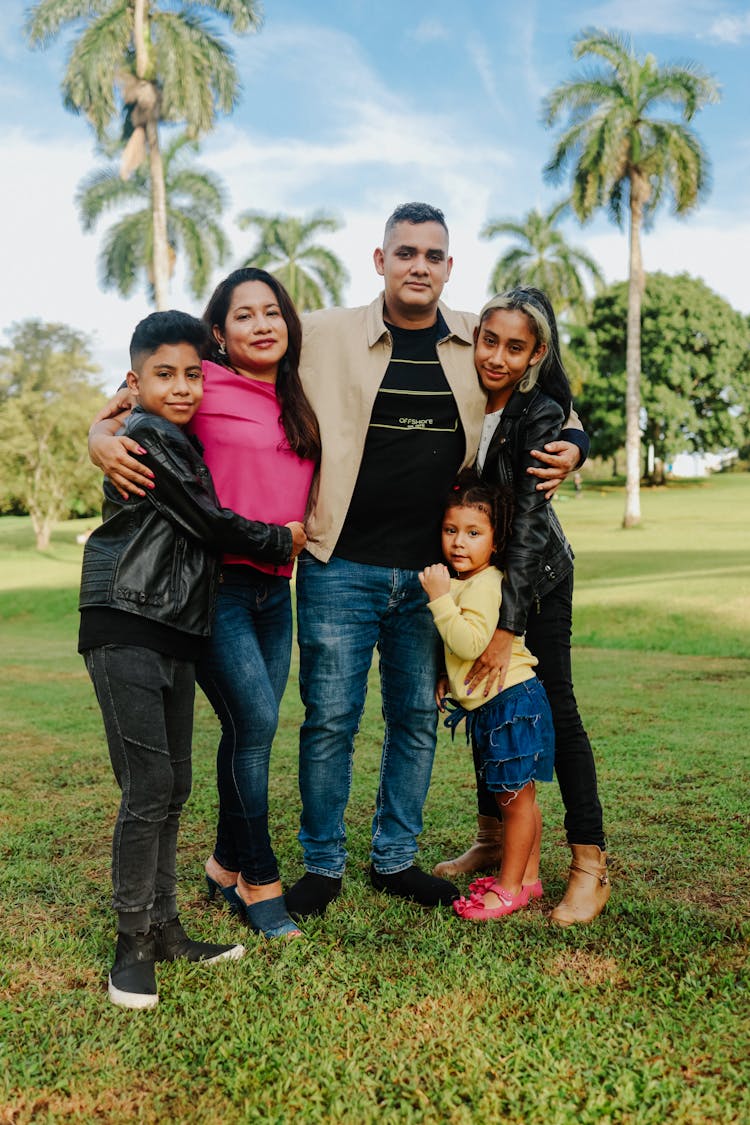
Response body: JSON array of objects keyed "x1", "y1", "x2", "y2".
[
  {"x1": 299, "y1": 294, "x2": 484, "y2": 561},
  {"x1": 299, "y1": 293, "x2": 581, "y2": 563}
]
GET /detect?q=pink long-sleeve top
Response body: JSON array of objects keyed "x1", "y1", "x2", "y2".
[{"x1": 189, "y1": 360, "x2": 316, "y2": 578}]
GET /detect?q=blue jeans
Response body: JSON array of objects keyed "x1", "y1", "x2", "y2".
[
  {"x1": 296, "y1": 552, "x2": 442, "y2": 877},
  {"x1": 84, "y1": 645, "x2": 194, "y2": 933},
  {"x1": 197, "y1": 567, "x2": 292, "y2": 885}
]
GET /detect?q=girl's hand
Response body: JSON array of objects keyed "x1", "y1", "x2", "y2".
[
  {"x1": 465, "y1": 628, "x2": 515, "y2": 698},
  {"x1": 527, "y1": 440, "x2": 580, "y2": 498},
  {"x1": 418, "y1": 563, "x2": 452, "y2": 601},
  {"x1": 435, "y1": 674, "x2": 450, "y2": 712},
  {"x1": 89, "y1": 429, "x2": 154, "y2": 500},
  {"x1": 286, "y1": 521, "x2": 307, "y2": 558}
]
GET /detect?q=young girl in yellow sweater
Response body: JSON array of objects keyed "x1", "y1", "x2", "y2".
[{"x1": 419, "y1": 473, "x2": 555, "y2": 920}]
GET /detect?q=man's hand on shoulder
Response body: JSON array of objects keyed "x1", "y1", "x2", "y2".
[{"x1": 527, "y1": 440, "x2": 580, "y2": 499}]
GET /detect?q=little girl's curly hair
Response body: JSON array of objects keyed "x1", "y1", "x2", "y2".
[{"x1": 444, "y1": 469, "x2": 514, "y2": 568}]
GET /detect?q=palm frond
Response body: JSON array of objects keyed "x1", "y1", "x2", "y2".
[
  {"x1": 188, "y1": 0, "x2": 263, "y2": 35},
  {"x1": 62, "y1": 6, "x2": 132, "y2": 136},
  {"x1": 75, "y1": 166, "x2": 144, "y2": 228},
  {"x1": 24, "y1": 0, "x2": 106, "y2": 46},
  {"x1": 99, "y1": 209, "x2": 150, "y2": 296},
  {"x1": 154, "y1": 12, "x2": 238, "y2": 130}
]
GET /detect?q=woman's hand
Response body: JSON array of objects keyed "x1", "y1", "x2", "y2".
[
  {"x1": 286, "y1": 521, "x2": 307, "y2": 558},
  {"x1": 418, "y1": 563, "x2": 452, "y2": 601},
  {"x1": 89, "y1": 428, "x2": 155, "y2": 500},
  {"x1": 93, "y1": 387, "x2": 134, "y2": 425},
  {"x1": 435, "y1": 673, "x2": 450, "y2": 712},
  {"x1": 527, "y1": 439, "x2": 580, "y2": 499},
  {"x1": 465, "y1": 628, "x2": 515, "y2": 698}
]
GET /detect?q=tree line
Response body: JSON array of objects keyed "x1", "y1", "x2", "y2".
[{"x1": 13, "y1": 3, "x2": 747, "y2": 540}]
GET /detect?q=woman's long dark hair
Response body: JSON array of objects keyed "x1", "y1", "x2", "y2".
[
  {"x1": 203, "y1": 267, "x2": 320, "y2": 462},
  {"x1": 479, "y1": 286, "x2": 572, "y2": 415}
]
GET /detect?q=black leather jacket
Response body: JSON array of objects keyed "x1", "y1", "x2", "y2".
[
  {"x1": 478, "y1": 387, "x2": 575, "y2": 635},
  {"x1": 79, "y1": 406, "x2": 293, "y2": 637}
]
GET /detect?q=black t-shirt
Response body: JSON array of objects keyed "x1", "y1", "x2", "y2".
[
  {"x1": 334, "y1": 317, "x2": 465, "y2": 569},
  {"x1": 78, "y1": 606, "x2": 203, "y2": 661}
]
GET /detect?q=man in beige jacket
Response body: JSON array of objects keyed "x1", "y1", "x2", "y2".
[{"x1": 286, "y1": 203, "x2": 585, "y2": 918}]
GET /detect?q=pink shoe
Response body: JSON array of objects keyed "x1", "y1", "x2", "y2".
[
  {"x1": 453, "y1": 882, "x2": 529, "y2": 921},
  {"x1": 524, "y1": 879, "x2": 543, "y2": 902},
  {"x1": 468, "y1": 875, "x2": 543, "y2": 904},
  {"x1": 467, "y1": 875, "x2": 498, "y2": 895}
]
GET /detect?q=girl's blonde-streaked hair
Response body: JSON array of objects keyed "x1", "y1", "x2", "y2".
[{"x1": 478, "y1": 287, "x2": 558, "y2": 397}]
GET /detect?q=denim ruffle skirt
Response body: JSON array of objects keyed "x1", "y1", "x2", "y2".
[{"x1": 444, "y1": 677, "x2": 555, "y2": 794}]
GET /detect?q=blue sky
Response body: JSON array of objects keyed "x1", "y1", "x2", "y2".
[{"x1": 2, "y1": 0, "x2": 749, "y2": 388}]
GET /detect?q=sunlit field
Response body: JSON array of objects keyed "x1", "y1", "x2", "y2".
[{"x1": 1, "y1": 474, "x2": 748, "y2": 1124}]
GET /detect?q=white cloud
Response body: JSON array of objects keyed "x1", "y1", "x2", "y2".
[
  {"x1": 466, "y1": 37, "x2": 509, "y2": 122},
  {"x1": 578, "y1": 0, "x2": 719, "y2": 37},
  {"x1": 707, "y1": 13, "x2": 750, "y2": 42},
  {"x1": 411, "y1": 19, "x2": 450, "y2": 43}
]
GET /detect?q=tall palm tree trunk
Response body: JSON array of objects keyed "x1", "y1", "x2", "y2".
[
  {"x1": 623, "y1": 181, "x2": 645, "y2": 528},
  {"x1": 134, "y1": 0, "x2": 169, "y2": 309},
  {"x1": 146, "y1": 117, "x2": 170, "y2": 309}
]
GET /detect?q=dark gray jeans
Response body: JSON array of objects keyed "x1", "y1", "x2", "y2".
[{"x1": 84, "y1": 645, "x2": 194, "y2": 933}]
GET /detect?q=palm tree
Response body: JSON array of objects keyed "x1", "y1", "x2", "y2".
[
  {"x1": 26, "y1": 0, "x2": 262, "y2": 310},
  {"x1": 76, "y1": 134, "x2": 230, "y2": 302},
  {"x1": 238, "y1": 211, "x2": 349, "y2": 310},
  {"x1": 481, "y1": 202, "x2": 604, "y2": 321},
  {"x1": 543, "y1": 29, "x2": 719, "y2": 527}
]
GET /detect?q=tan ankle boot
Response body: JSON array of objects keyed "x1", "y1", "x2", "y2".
[
  {"x1": 550, "y1": 844, "x2": 610, "y2": 927},
  {"x1": 432, "y1": 815, "x2": 503, "y2": 878}
]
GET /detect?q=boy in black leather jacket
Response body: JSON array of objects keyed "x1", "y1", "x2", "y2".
[{"x1": 79, "y1": 311, "x2": 306, "y2": 1010}]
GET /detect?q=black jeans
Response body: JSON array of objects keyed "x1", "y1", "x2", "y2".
[
  {"x1": 85, "y1": 646, "x2": 194, "y2": 932},
  {"x1": 475, "y1": 572, "x2": 606, "y2": 847}
]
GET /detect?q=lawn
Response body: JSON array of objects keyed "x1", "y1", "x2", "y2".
[{"x1": 1, "y1": 475, "x2": 748, "y2": 1124}]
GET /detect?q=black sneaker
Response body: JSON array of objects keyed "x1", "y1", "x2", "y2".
[
  {"x1": 285, "y1": 872, "x2": 342, "y2": 919},
  {"x1": 152, "y1": 917, "x2": 245, "y2": 964},
  {"x1": 369, "y1": 864, "x2": 459, "y2": 907},
  {"x1": 108, "y1": 931, "x2": 158, "y2": 1010}
]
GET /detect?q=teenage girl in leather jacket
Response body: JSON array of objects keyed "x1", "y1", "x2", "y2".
[{"x1": 434, "y1": 287, "x2": 610, "y2": 925}]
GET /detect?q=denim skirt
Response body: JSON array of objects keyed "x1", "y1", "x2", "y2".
[{"x1": 446, "y1": 677, "x2": 555, "y2": 794}]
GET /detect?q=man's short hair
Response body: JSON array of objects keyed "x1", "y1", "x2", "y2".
[
  {"x1": 129, "y1": 310, "x2": 210, "y2": 372},
  {"x1": 383, "y1": 202, "x2": 448, "y2": 244}
]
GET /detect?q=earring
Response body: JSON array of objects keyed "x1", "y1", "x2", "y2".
[{"x1": 218, "y1": 341, "x2": 226, "y2": 356}]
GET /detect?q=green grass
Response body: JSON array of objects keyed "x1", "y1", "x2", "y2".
[{"x1": 1, "y1": 477, "x2": 749, "y2": 1124}]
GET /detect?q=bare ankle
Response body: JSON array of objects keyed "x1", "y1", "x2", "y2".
[
  {"x1": 205, "y1": 855, "x2": 239, "y2": 888},
  {"x1": 236, "y1": 875, "x2": 283, "y2": 906}
]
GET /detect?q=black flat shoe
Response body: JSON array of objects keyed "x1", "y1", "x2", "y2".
[
  {"x1": 285, "y1": 872, "x2": 342, "y2": 919},
  {"x1": 369, "y1": 864, "x2": 459, "y2": 907}
]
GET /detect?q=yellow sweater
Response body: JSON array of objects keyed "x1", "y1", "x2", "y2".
[{"x1": 427, "y1": 566, "x2": 537, "y2": 711}]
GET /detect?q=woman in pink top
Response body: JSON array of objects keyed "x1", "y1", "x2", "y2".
[{"x1": 195, "y1": 268, "x2": 319, "y2": 940}]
